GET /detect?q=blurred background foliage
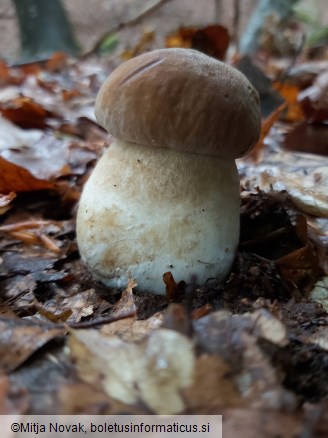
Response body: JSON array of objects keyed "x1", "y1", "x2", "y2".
[{"x1": 0, "y1": 0, "x2": 326, "y2": 62}]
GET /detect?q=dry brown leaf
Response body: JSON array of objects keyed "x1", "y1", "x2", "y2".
[
  {"x1": 0, "y1": 317, "x2": 65, "y2": 373},
  {"x1": 101, "y1": 312, "x2": 163, "y2": 342},
  {"x1": 247, "y1": 102, "x2": 287, "y2": 163},
  {"x1": 0, "y1": 156, "x2": 55, "y2": 193},
  {"x1": 36, "y1": 307, "x2": 72, "y2": 323},
  {"x1": 193, "y1": 311, "x2": 296, "y2": 409},
  {"x1": 183, "y1": 354, "x2": 242, "y2": 410},
  {"x1": 165, "y1": 25, "x2": 229, "y2": 60},
  {"x1": 46, "y1": 52, "x2": 68, "y2": 72},
  {"x1": 61, "y1": 289, "x2": 95, "y2": 324},
  {"x1": 165, "y1": 27, "x2": 195, "y2": 49},
  {"x1": 111, "y1": 279, "x2": 137, "y2": 316},
  {"x1": 239, "y1": 150, "x2": 328, "y2": 218},
  {"x1": 58, "y1": 382, "x2": 147, "y2": 415},
  {"x1": 191, "y1": 25, "x2": 230, "y2": 60},
  {"x1": 100, "y1": 280, "x2": 138, "y2": 337},
  {"x1": 276, "y1": 242, "x2": 320, "y2": 292},
  {"x1": 273, "y1": 82, "x2": 304, "y2": 122},
  {"x1": 0, "y1": 96, "x2": 54, "y2": 129},
  {"x1": 235, "y1": 332, "x2": 295, "y2": 409},
  {"x1": 284, "y1": 121, "x2": 328, "y2": 156},
  {"x1": 247, "y1": 309, "x2": 288, "y2": 347},
  {"x1": 69, "y1": 328, "x2": 194, "y2": 414}
]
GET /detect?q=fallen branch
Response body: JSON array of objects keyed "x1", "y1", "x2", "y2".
[{"x1": 82, "y1": 0, "x2": 174, "y2": 57}]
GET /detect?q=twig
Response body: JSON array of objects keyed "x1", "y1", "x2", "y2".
[
  {"x1": 67, "y1": 310, "x2": 136, "y2": 329},
  {"x1": 82, "y1": 0, "x2": 173, "y2": 57}
]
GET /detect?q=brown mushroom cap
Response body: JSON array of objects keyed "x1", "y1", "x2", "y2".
[{"x1": 95, "y1": 48, "x2": 261, "y2": 159}]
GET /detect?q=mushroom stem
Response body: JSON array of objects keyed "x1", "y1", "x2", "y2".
[{"x1": 77, "y1": 140, "x2": 241, "y2": 294}]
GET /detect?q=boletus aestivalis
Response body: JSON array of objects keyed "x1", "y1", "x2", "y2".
[{"x1": 77, "y1": 48, "x2": 261, "y2": 294}]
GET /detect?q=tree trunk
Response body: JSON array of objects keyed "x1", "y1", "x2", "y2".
[{"x1": 13, "y1": 0, "x2": 79, "y2": 60}]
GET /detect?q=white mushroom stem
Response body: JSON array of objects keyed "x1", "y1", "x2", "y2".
[{"x1": 76, "y1": 140, "x2": 241, "y2": 294}]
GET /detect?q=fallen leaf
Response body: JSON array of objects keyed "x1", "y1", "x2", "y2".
[
  {"x1": 183, "y1": 354, "x2": 242, "y2": 409},
  {"x1": 0, "y1": 116, "x2": 43, "y2": 150},
  {"x1": 61, "y1": 289, "x2": 95, "y2": 323},
  {"x1": 46, "y1": 52, "x2": 68, "y2": 72},
  {"x1": 273, "y1": 82, "x2": 304, "y2": 122},
  {"x1": 286, "y1": 60, "x2": 328, "y2": 88},
  {"x1": 247, "y1": 102, "x2": 287, "y2": 163},
  {"x1": 192, "y1": 25, "x2": 230, "y2": 60},
  {"x1": 101, "y1": 312, "x2": 163, "y2": 342},
  {"x1": 284, "y1": 121, "x2": 328, "y2": 156},
  {"x1": 247, "y1": 309, "x2": 288, "y2": 347},
  {"x1": 69, "y1": 328, "x2": 194, "y2": 414},
  {"x1": 165, "y1": 27, "x2": 195, "y2": 49},
  {"x1": 0, "y1": 156, "x2": 55, "y2": 193},
  {"x1": 165, "y1": 25, "x2": 230, "y2": 59},
  {"x1": 0, "y1": 97, "x2": 55, "y2": 129},
  {"x1": 276, "y1": 242, "x2": 321, "y2": 293},
  {"x1": 298, "y1": 71, "x2": 328, "y2": 122},
  {"x1": 0, "y1": 317, "x2": 65, "y2": 373},
  {"x1": 239, "y1": 151, "x2": 328, "y2": 218}
]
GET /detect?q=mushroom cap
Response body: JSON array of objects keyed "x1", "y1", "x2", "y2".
[{"x1": 95, "y1": 48, "x2": 261, "y2": 159}]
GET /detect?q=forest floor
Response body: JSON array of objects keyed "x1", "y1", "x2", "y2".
[{"x1": 0, "y1": 1, "x2": 328, "y2": 437}]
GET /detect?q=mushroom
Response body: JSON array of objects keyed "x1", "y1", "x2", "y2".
[{"x1": 76, "y1": 48, "x2": 261, "y2": 294}]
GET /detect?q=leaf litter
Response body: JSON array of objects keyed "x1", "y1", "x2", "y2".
[{"x1": 0, "y1": 31, "x2": 327, "y2": 436}]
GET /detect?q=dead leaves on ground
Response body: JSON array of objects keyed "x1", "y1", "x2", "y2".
[
  {"x1": 0, "y1": 156, "x2": 56, "y2": 194},
  {"x1": 0, "y1": 40, "x2": 327, "y2": 428},
  {"x1": 0, "y1": 317, "x2": 65, "y2": 373}
]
